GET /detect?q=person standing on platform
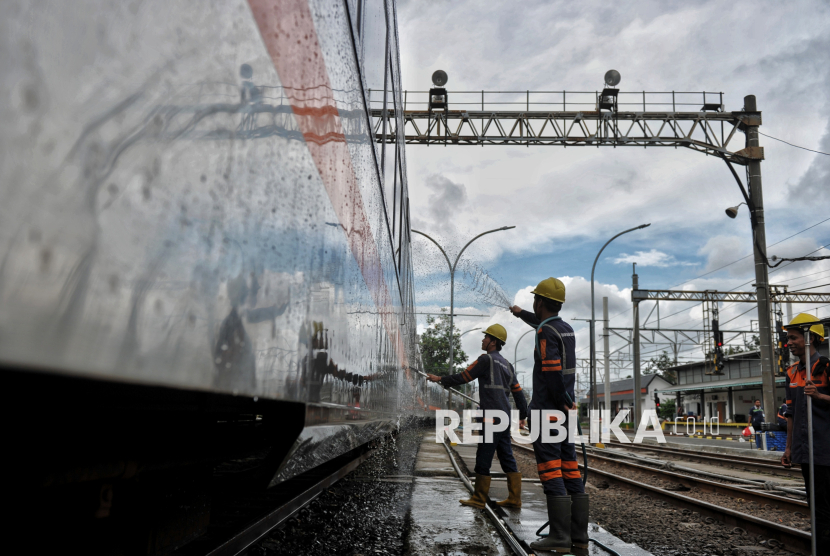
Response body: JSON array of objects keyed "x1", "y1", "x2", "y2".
[
  {"x1": 749, "y1": 399, "x2": 765, "y2": 449},
  {"x1": 427, "y1": 324, "x2": 528, "y2": 509},
  {"x1": 781, "y1": 313, "x2": 830, "y2": 554},
  {"x1": 777, "y1": 402, "x2": 789, "y2": 428},
  {"x1": 509, "y1": 277, "x2": 588, "y2": 555}
]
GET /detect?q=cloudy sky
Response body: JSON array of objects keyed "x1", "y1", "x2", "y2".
[{"x1": 395, "y1": 0, "x2": 830, "y2": 390}]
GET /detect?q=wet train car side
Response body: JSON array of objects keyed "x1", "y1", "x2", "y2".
[{"x1": 0, "y1": 0, "x2": 441, "y2": 551}]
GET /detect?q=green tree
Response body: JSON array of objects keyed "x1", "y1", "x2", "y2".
[
  {"x1": 658, "y1": 398, "x2": 676, "y2": 420},
  {"x1": 419, "y1": 309, "x2": 468, "y2": 377},
  {"x1": 643, "y1": 350, "x2": 677, "y2": 384}
]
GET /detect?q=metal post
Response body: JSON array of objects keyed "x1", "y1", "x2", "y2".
[
  {"x1": 805, "y1": 327, "x2": 817, "y2": 556},
  {"x1": 515, "y1": 329, "x2": 533, "y2": 370},
  {"x1": 449, "y1": 270, "x2": 455, "y2": 376},
  {"x1": 744, "y1": 95, "x2": 776, "y2": 426},
  {"x1": 412, "y1": 227, "x2": 515, "y2": 377},
  {"x1": 590, "y1": 224, "x2": 650, "y2": 413},
  {"x1": 633, "y1": 265, "x2": 642, "y2": 430},
  {"x1": 603, "y1": 297, "x2": 611, "y2": 414}
]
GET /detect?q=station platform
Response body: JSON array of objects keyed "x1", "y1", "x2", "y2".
[{"x1": 411, "y1": 432, "x2": 652, "y2": 555}]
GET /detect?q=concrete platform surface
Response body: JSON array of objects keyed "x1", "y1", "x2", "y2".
[
  {"x1": 407, "y1": 476, "x2": 511, "y2": 556},
  {"x1": 451, "y1": 441, "x2": 654, "y2": 556}
]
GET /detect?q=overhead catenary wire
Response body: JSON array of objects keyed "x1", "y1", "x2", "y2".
[
  {"x1": 759, "y1": 131, "x2": 830, "y2": 156},
  {"x1": 596, "y1": 218, "x2": 830, "y2": 335},
  {"x1": 671, "y1": 216, "x2": 830, "y2": 289}
]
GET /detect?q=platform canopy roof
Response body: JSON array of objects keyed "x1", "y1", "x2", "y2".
[{"x1": 656, "y1": 376, "x2": 786, "y2": 394}]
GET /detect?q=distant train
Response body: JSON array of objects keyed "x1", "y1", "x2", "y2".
[{"x1": 0, "y1": 0, "x2": 443, "y2": 552}]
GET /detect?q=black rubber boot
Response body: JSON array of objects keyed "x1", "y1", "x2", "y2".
[
  {"x1": 570, "y1": 493, "x2": 590, "y2": 555},
  {"x1": 529, "y1": 495, "x2": 571, "y2": 553}
]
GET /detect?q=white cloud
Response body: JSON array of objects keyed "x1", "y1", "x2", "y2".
[
  {"x1": 401, "y1": 0, "x2": 830, "y2": 384},
  {"x1": 399, "y1": 0, "x2": 830, "y2": 264},
  {"x1": 613, "y1": 249, "x2": 696, "y2": 268}
]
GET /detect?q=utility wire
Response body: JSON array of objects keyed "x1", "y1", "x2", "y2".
[
  {"x1": 759, "y1": 131, "x2": 830, "y2": 156},
  {"x1": 789, "y1": 282, "x2": 830, "y2": 293},
  {"x1": 670, "y1": 216, "x2": 830, "y2": 288}
]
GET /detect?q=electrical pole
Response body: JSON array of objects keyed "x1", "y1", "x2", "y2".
[
  {"x1": 633, "y1": 265, "x2": 641, "y2": 429},
  {"x1": 744, "y1": 95, "x2": 775, "y2": 420},
  {"x1": 603, "y1": 297, "x2": 611, "y2": 415},
  {"x1": 412, "y1": 227, "x2": 514, "y2": 377}
]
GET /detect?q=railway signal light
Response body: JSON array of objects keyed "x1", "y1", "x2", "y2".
[
  {"x1": 712, "y1": 318, "x2": 724, "y2": 348},
  {"x1": 654, "y1": 392, "x2": 660, "y2": 409},
  {"x1": 776, "y1": 319, "x2": 788, "y2": 374}
]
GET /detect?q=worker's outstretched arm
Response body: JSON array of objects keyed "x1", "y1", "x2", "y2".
[
  {"x1": 510, "y1": 306, "x2": 540, "y2": 327},
  {"x1": 439, "y1": 355, "x2": 487, "y2": 387}
]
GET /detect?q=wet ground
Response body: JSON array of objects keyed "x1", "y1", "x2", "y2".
[
  {"x1": 508, "y1": 447, "x2": 804, "y2": 556},
  {"x1": 251, "y1": 426, "x2": 509, "y2": 556},
  {"x1": 252, "y1": 427, "x2": 419, "y2": 556}
]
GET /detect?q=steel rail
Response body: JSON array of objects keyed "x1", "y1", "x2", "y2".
[
  {"x1": 579, "y1": 463, "x2": 811, "y2": 554},
  {"x1": 442, "y1": 440, "x2": 529, "y2": 556},
  {"x1": 197, "y1": 446, "x2": 377, "y2": 556},
  {"x1": 588, "y1": 449, "x2": 806, "y2": 513},
  {"x1": 604, "y1": 441, "x2": 802, "y2": 477},
  {"x1": 512, "y1": 443, "x2": 805, "y2": 513}
]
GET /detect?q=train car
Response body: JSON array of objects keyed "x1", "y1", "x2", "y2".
[{"x1": 0, "y1": 0, "x2": 443, "y2": 552}]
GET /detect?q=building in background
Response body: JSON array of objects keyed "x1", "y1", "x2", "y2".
[{"x1": 578, "y1": 374, "x2": 673, "y2": 421}]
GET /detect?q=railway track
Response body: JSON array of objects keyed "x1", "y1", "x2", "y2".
[
  {"x1": 605, "y1": 439, "x2": 801, "y2": 478},
  {"x1": 512, "y1": 443, "x2": 811, "y2": 555},
  {"x1": 175, "y1": 442, "x2": 379, "y2": 556}
]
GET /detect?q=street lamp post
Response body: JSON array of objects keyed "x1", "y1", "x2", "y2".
[
  {"x1": 589, "y1": 224, "x2": 651, "y2": 426},
  {"x1": 459, "y1": 327, "x2": 481, "y2": 402},
  {"x1": 412, "y1": 227, "x2": 515, "y2": 377},
  {"x1": 514, "y1": 328, "x2": 534, "y2": 369}
]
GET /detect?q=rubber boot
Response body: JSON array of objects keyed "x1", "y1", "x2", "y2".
[
  {"x1": 570, "y1": 493, "x2": 590, "y2": 555},
  {"x1": 529, "y1": 495, "x2": 571, "y2": 553},
  {"x1": 460, "y1": 474, "x2": 491, "y2": 509},
  {"x1": 495, "y1": 472, "x2": 522, "y2": 508}
]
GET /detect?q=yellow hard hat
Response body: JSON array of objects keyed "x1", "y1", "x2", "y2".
[
  {"x1": 531, "y1": 277, "x2": 566, "y2": 303},
  {"x1": 785, "y1": 313, "x2": 825, "y2": 341},
  {"x1": 484, "y1": 324, "x2": 507, "y2": 343}
]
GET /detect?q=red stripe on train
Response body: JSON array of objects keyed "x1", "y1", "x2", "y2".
[{"x1": 247, "y1": 0, "x2": 406, "y2": 366}]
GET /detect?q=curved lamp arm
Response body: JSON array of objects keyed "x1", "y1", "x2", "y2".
[
  {"x1": 514, "y1": 328, "x2": 535, "y2": 368},
  {"x1": 589, "y1": 222, "x2": 651, "y2": 411},
  {"x1": 590, "y1": 223, "x2": 651, "y2": 289},
  {"x1": 412, "y1": 229, "x2": 453, "y2": 275},
  {"x1": 453, "y1": 226, "x2": 516, "y2": 274}
]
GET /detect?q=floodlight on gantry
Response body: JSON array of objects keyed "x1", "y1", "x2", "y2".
[
  {"x1": 604, "y1": 69, "x2": 621, "y2": 87},
  {"x1": 432, "y1": 70, "x2": 448, "y2": 87}
]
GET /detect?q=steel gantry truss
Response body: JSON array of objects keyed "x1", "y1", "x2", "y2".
[
  {"x1": 630, "y1": 287, "x2": 830, "y2": 375},
  {"x1": 373, "y1": 87, "x2": 811, "y2": 427},
  {"x1": 632, "y1": 289, "x2": 830, "y2": 304},
  {"x1": 370, "y1": 90, "x2": 762, "y2": 165}
]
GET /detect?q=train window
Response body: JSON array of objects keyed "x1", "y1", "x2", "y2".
[
  {"x1": 347, "y1": 0, "x2": 363, "y2": 39},
  {"x1": 384, "y1": 52, "x2": 397, "y2": 230},
  {"x1": 361, "y1": 0, "x2": 388, "y2": 163},
  {"x1": 396, "y1": 162, "x2": 406, "y2": 273}
]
